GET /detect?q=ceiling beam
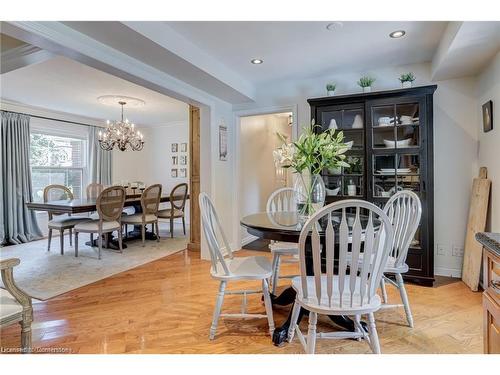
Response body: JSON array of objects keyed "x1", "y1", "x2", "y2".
[{"x1": 1, "y1": 44, "x2": 54, "y2": 74}]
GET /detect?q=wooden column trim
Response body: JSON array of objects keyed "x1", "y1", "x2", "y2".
[{"x1": 187, "y1": 105, "x2": 201, "y2": 253}]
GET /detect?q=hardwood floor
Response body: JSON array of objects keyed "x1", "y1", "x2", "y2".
[{"x1": 0, "y1": 249, "x2": 483, "y2": 354}]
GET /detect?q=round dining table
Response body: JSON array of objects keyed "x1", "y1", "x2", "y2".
[{"x1": 240, "y1": 211, "x2": 374, "y2": 346}]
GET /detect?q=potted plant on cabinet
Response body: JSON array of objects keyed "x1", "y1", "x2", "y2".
[
  {"x1": 399, "y1": 72, "x2": 416, "y2": 88},
  {"x1": 326, "y1": 83, "x2": 336, "y2": 96},
  {"x1": 274, "y1": 121, "x2": 351, "y2": 220},
  {"x1": 357, "y1": 76, "x2": 375, "y2": 93}
]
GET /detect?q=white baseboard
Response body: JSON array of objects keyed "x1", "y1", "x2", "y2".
[
  {"x1": 434, "y1": 267, "x2": 462, "y2": 278},
  {"x1": 241, "y1": 234, "x2": 259, "y2": 247}
]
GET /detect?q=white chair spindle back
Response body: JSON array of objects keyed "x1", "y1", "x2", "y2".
[
  {"x1": 384, "y1": 191, "x2": 422, "y2": 268},
  {"x1": 199, "y1": 192, "x2": 233, "y2": 276},
  {"x1": 266, "y1": 187, "x2": 297, "y2": 213},
  {"x1": 298, "y1": 200, "x2": 394, "y2": 308}
]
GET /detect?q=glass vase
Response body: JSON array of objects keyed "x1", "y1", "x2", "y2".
[{"x1": 294, "y1": 171, "x2": 326, "y2": 221}]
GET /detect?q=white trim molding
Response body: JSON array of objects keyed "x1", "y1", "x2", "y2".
[
  {"x1": 434, "y1": 267, "x2": 462, "y2": 278},
  {"x1": 0, "y1": 44, "x2": 55, "y2": 74}
]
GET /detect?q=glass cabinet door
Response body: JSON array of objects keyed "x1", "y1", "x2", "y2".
[{"x1": 371, "y1": 101, "x2": 421, "y2": 150}]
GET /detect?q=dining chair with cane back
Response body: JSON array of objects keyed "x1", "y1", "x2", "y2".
[
  {"x1": 121, "y1": 184, "x2": 162, "y2": 246},
  {"x1": 43, "y1": 184, "x2": 90, "y2": 255},
  {"x1": 157, "y1": 183, "x2": 188, "y2": 238},
  {"x1": 74, "y1": 186, "x2": 126, "y2": 259},
  {"x1": 86, "y1": 182, "x2": 104, "y2": 199}
]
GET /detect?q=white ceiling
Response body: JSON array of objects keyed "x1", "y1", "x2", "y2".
[
  {"x1": 166, "y1": 21, "x2": 449, "y2": 84},
  {"x1": 0, "y1": 55, "x2": 188, "y2": 126}
]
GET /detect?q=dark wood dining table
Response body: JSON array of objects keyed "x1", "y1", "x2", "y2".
[
  {"x1": 26, "y1": 193, "x2": 189, "y2": 248},
  {"x1": 240, "y1": 211, "x2": 375, "y2": 346}
]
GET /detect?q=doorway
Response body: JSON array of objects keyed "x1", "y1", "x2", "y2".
[{"x1": 236, "y1": 110, "x2": 295, "y2": 248}]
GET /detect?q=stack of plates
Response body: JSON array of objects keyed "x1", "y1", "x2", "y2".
[{"x1": 377, "y1": 168, "x2": 412, "y2": 175}]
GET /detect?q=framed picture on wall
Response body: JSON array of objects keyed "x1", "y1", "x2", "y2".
[
  {"x1": 180, "y1": 155, "x2": 187, "y2": 165},
  {"x1": 171, "y1": 168, "x2": 178, "y2": 178},
  {"x1": 179, "y1": 168, "x2": 187, "y2": 178},
  {"x1": 219, "y1": 124, "x2": 227, "y2": 161},
  {"x1": 180, "y1": 142, "x2": 187, "y2": 152},
  {"x1": 483, "y1": 100, "x2": 493, "y2": 132},
  {"x1": 171, "y1": 143, "x2": 178, "y2": 152},
  {"x1": 172, "y1": 156, "x2": 178, "y2": 165}
]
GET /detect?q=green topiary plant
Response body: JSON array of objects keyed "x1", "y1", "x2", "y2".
[
  {"x1": 399, "y1": 72, "x2": 416, "y2": 83},
  {"x1": 326, "y1": 83, "x2": 336, "y2": 91},
  {"x1": 357, "y1": 76, "x2": 375, "y2": 88}
]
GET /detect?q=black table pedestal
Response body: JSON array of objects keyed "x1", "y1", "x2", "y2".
[{"x1": 270, "y1": 287, "x2": 366, "y2": 346}]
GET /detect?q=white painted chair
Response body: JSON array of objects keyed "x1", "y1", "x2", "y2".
[
  {"x1": 199, "y1": 192, "x2": 275, "y2": 340},
  {"x1": 378, "y1": 190, "x2": 422, "y2": 328},
  {"x1": 287, "y1": 200, "x2": 394, "y2": 354},
  {"x1": 266, "y1": 187, "x2": 299, "y2": 294}
]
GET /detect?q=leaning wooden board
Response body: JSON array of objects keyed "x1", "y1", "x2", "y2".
[{"x1": 462, "y1": 167, "x2": 491, "y2": 291}]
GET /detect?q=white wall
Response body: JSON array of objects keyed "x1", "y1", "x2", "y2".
[
  {"x1": 233, "y1": 62, "x2": 481, "y2": 277},
  {"x1": 239, "y1": 114, "x2": 292, "y2": 243},
  {"x1": 112, "y1": 115, "x2": 191, "y2": 222},
  {"x1": 477, "y1": 51, "x2": 500, "y2": 232}
]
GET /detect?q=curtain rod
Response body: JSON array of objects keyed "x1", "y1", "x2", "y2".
[{"x1": 1, "y1": 109, "x2": 100, "y2": 128}]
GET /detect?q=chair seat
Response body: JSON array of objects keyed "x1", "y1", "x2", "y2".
[
  {"x1": 90, "y1": 212, "x2": 130, "y2": 220},
  {"x1": 74, "y1": 220, "x2": 121, "y2": 233},
  {"x1": 48, "y1": 215, "x2": 91, "y2": 229},
  {"x1": 157, "y1": 208, "x2": 184, "y2": 218},
  {"x1": 211, "y1": 256, "x2": 273, "y2": 280},
  {"x1": 121, "y1": 213, "x2": 158, "y2": 224},
  {"x1": 292, "y1": 275, "x2": 382, "y2": 315},
  {"x1": 269, "y1": 241, "x2": 299, "y2": 254},
  {"x1": 0, "y1": 288, "x2": 23, "y2": 321}
]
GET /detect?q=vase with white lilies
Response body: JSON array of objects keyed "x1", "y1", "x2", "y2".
[{"x1": 274, "y1": 121, "x2": 351, "y2": 220}]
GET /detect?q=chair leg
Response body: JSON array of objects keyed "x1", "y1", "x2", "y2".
[
  {"x1": 141, "y1": 224, "x2": 146, "y2": 247},
  {"x1": 306, "y1": 312, "x2": 317, "y2": 354},
  {"x1": 155, "y1": 221, "x2": 160, "y2": 242},
  {"x1": 125, "y1": 224, "x2": 129, "y2": 238},
  {"x1": 47, "y1": 229, "x2": 52, "y2": 251},
  {"x1": 270, "y1": 252, "x2": 281, "y2": 295},
  {"x1": 380, "y1": 277, "x2": 388, "y2": 304},
  {"x1": 118, "y1": 228, "x2": 123, "y2": 253},
  {"x1": 261, "y1": 279, "x2": 275, "y2": 335},
  {"x1": 90, "y1": 233, "x2": 94, "y2": 245},
  {"x1": 75, "y1": 231, "x2": 79, "y2": 257},
  {"x1": 209, "y1": 281, "x2": 226, "y2": 340},
  {"x1": 287, "y1": 300, "x2": 301, "y2": 342},
  {"x1": 98, "y1": 232, "x2": 103, "y2": 260},
  {"x1": 170, "y1": 218, "x2": 174, "y2": 238},
  {"x1": 69, "y1": 228, "x2": 73, "y2": 246},
  {"x1": 354, "y1": 314, "x2": 362, "y2": 341},
  {"x1": 182, "y1": 216, "x2": 186, "y2": 235},
  {"x1": 367, "y1": 312, "x2": 381, "y2": 354},
  {"x1": 20, "y1": 319, "x2": 32, "y2": 353},
  {"x1": 59, "y1": 229, "x2": 64, "y2": 255},
  {"x1": 396, "y1": 273, "x2": 414, "y2": 328}
]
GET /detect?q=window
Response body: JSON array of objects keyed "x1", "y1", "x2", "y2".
[{"x1": 30, "y1": 132, "x2": 87, "y2": 202}]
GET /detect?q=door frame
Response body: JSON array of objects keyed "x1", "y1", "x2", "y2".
[{"x1": 232, "y1": 104, "x2": 298, "y2": 250}]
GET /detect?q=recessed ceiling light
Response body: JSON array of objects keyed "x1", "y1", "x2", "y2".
[
  {"x1": 326, "y1": 22, "x2": 343, "y2": 31},
  {"x1": 251, "y1": 58, "x2": 263, "y2": 64},
  {"x1": 389, "y1": 30, "x2": 406, "y2": 38}
]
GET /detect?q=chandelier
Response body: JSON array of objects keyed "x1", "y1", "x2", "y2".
[{"x1": 98, "y1": 101, "x2": 144, "y2": 151}]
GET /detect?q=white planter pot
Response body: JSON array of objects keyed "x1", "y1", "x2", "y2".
[
  {"x1": 402, "y1": 81, "x2": 413, "y2": 88},
  {"x1": 327, "y1": 90, "x2": 335, "y2": 96},
  {"x1": 362, "y1": 86, "x2": 372, "y2": 93}
]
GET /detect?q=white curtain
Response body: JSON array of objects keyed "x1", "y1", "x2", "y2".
[{"x1": 88, "y1": 126, "x2": 112, "y2": 185}]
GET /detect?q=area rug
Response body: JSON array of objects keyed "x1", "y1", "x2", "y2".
[{"x1": 0, "y1": 233, "x2": 188, "y2": 300}]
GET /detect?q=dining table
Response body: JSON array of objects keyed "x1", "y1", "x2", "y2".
[
  {"x1": 240, "y1": 210, "x2": 377, "y2": 346},
  {"x1": 26, "y1": 192, "x2": 189, "y2": 249}
]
